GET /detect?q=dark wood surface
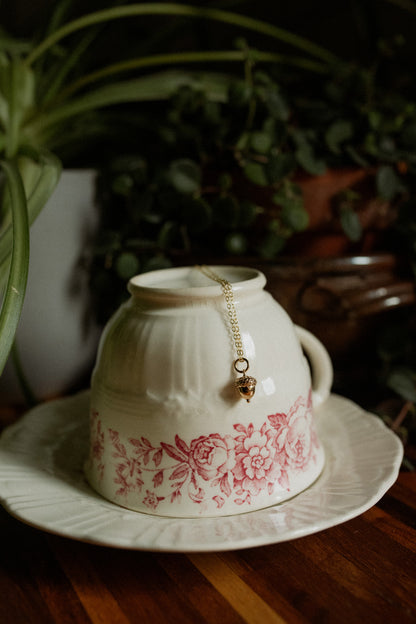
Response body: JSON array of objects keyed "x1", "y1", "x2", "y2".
[{"x1": 0, "y1": 405, "x2": 415, "y2": 624}]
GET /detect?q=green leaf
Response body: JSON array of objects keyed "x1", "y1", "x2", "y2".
[
  {"x1": 258, "y1": 231, "x2": 286, "y2": 258},
  {"x1": 93, "y1": 230, "x2": 121, "y2": 255},
  {"x1": 0, "y1": 149, "x2": 61, "y2": 280},
  {"x1": 136, "y1": 190, "x2": 154, "y2": 219},
  {"x1": 377, "y1": 323, "x2": 412, "y2": 362},
  {"x1": 44, "y1": 0, "x2": 74, "y2": 34},
  {"x1": 325, "y1": 119, "x2": 354, "y2": 154},
  {"x1": 266, "y1": 153, "x2": 296, "y2": 183},
  {"x1": 180, "y1": 197, "x2": 212, "y2": 232},
  {"x1": 250, "y1": 131, "x2": 272, "y2": 154},
  {"x1": 376, "y1": 165, "x2": 401, "y2": 201},
  {"x1": 28, "y1": 71, "x2": 230, "y2": 141},
  {"x1": 295, "y1": 143, "x2": 326, "y2": 176},
  {"x1": 169, "y1": 159, "x2": 201, "y2": 195},
  {"x1": 225, "y1": 232, "x2": 248, "y2": 255},
  {"x1": 262, "y1": 86, "x2": 290, "y2": 122},
  {"x1": 110, "y1": 154, "x2": 147, "y2": 181},
  {"x1": 254, "y1": 70, "x2": 273, "y2": 86},
  {"x1": 0, "y1": 159, "x2": 30, "y2": 375},
  {"x1": 157, "y1": 189, "x2": 182, "y2": 216},
  {"x1": 273, "y1": 186, "x2": 308, "y2": 232},
  {"x1": 115, "y1": 252, "x2": 140, "y2": 280},
  {"x1": 26, "y1": 4, "x2": 338, "y2": 68},
  {"x1": 272, "y1": 192, "x2": 301, "y2": 209},
  {"x1": 63, "y1": 49, "x2": 272, "y2": 102},
  {"x1": 272, "y1": 179, "x2": 303, "y2": 204},
  {"x1": 339, "y1": 206, "x2": 362, "y2": 241},
  {"x1": 239, "y1": 200, "x2": 258, "y2": 227},
  {"x1": 39, "y1": 22, "x2": 101, "y2": 106},
  {"x1": 112, "y1": 173, "x2": 135, "y2": 196},
  {"x1": 157, "y1": 221, "x2": 181, "y2": 249},
  {"x1": 142, "y1": 255, "x2": 172, "y2": 273},
  {"x1": 281, "y1": 202, "x2": 309, "y2": 232},
  {"x1": 368, "y1": 110, "x2": 382, "y2": 130},
  {"x1": 213, "y1": 195, "x2": 239, "y2": 228},
  {"x1": 0, "y1": 27, "x2": 32, "y2": 55},
  {"x1": 345, "y1": 145, "x2": 369, "y2": 168},
  {"x1": 243, "y1": 161, "x2": 268, "y2": 187},
  {"x1": 235, "y1": 131, "x2": 250, "y2": 151},
  {"x1": 1, "y1": 60, "x2": 35, "y2": 157},
  {"x1": 218, "y1": 173, "x2": 233, "y2": 191},
  {"x1": 292, "y1": 129, "x2": 326, "y2": 175},
  {"x1": 262, "y1": 116, "x2": 275, "y2": 135},
  {"x1": 387, "y1": 368, "x2": 416, "y2": 403},
  {"x1": 228, "y1": 80, "x2": 252, "y2": 107}
]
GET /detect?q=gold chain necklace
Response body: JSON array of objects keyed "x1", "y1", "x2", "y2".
[{"x1": 196, "y1": 265, "x2": 257, "y2": 402}]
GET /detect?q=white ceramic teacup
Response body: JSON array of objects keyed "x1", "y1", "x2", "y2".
[{"x1": 85, "y1": 266, "x2": 333, "y2": 517}]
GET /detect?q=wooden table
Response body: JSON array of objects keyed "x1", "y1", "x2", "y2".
[{"x1": 0, "y1": 407, "x2": 415, "y2": 624}]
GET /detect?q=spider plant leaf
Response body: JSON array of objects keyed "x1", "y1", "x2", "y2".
[
  {"x1": 0, "y1": 149, "x2": 61, "y2": 278},
  {"x1": 39, "y1": 26, "x2": 101, "y2": 106},
  {"x1": 1, "y1": 59, "x2": 35, "y2": 157},
  {"x1": 0, "y1": 28, "x2": 32, "y2": 56},
  {"x1": 19, "y1": 148, "x2": 62, "y2": 221},
  {"x1": 43, "y1": 0, "x2": 74, "y2": 35},
  {"x1": 27, "y1": 70, "x2": 230, "y2": 144},
  {"x1": 26, "y1": 4, "x2": 338, "y2": 67},
  {"x1": 0, "y1": 159, "x2": 30, "y2": 375},
  {"x1": 60, "y1": 47, "x2": 324, "y2": 103}
]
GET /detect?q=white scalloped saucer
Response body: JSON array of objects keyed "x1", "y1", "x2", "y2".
[{"x1": 0, "y1": 391, "x2": 403, "y2": 552}]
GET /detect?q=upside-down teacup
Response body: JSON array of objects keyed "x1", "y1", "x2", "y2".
[{"x1": 85, "y1": 265, "x2": 333, "y2": 517}]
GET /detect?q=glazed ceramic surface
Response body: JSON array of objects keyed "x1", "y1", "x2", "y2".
[
  {"x1": 0, "y1": 391, "x2": 403, "y2": 551},
  {"x1": 85, "y1": 266, "x2": 333, "y2": 517}
]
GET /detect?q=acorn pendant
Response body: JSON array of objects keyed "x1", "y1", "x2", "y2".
[
  {"x1": 235, "y1": 375, "x2": 257, "y2": 402},
  {"x1": 234, "y1": 357, "x2": 256, "y2": 402}
]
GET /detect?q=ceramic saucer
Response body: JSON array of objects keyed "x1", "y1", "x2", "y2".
[{"x1": 0, "y1": 391, "x2": 403, "y2": 552}]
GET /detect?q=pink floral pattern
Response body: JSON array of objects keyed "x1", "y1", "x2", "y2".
[{"x1": 89, "y1": 392, "x2": 319, "y2": 510}]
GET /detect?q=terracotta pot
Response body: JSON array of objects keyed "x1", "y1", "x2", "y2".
[
  {"x1": 297, "y1": 168, "x2": 370, "y2": 229},
  {"x1": 257, "y1": 254, "x2": 415, "y2": 365},
  {"x1": 225, "y1": 166, "x2": 396, "y2": 257},
  {"x1": 286, "y1": 168, "x2": 396, "y2": 256}
]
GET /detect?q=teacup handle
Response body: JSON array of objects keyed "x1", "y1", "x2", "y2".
[{"x1": 295, "y1": 325, "x2": 333, "y2": 408}]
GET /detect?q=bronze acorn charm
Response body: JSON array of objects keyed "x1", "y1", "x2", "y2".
[{"x1": 235, "y1": 375, "x2": 257, "y2": 402}]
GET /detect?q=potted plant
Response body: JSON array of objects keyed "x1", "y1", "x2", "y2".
[
  {"x1": 88, "y1": 57, "x2": 416, "y2": 314},
  {"x1": 85, "y1": 11, "x2": 416, "y2": 452},
  {"x1": 0, "y1": 1, "x2": 337, "y2": 399}
]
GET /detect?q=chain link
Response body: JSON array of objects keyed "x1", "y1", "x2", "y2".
[
  {"x1": 197, "y1": 265, "x2": 246, "y2": 363},
  {"x1": 196, "y1": 265, "x2": 257, "y2": 401}
]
